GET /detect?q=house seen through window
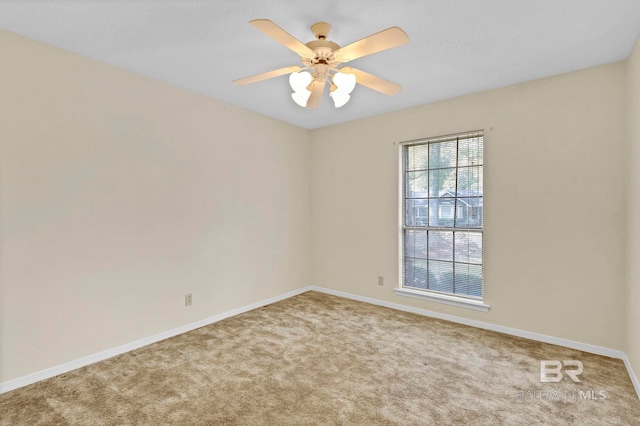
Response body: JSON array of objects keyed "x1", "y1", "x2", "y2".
[{"x1": 401, "y1": 131, "x2": 484, "y2": 299}]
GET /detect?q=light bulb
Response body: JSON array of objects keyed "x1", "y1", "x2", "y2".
[
  {"x1": 289, "y1": 71, "x2": 312, "y2": 92},
  {"x1": 333, "y1": 72, "x2": 356, "y2": 94}
]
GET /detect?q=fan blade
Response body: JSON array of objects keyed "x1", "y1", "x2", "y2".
[
  {"x1": 250, "y1": 19, "x2": 316, "y2": 59},
  {"x1": 340, "y1": 67, "x2": 402, "y2": 96},
  {"x1": 306, "y1": 80, "x2": 324, "y2": 108},
  {"x1": 334, "y1": 27, "x2": 408, "y2": 63},
  {"x1": 233, "y1": 65, "x2": 302, "y2": 86}
]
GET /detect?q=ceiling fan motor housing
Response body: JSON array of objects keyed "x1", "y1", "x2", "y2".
[
  {"x1": 304, "y1": 21, "x2": 342, "y2": 73},
  {"x1": 311, "y1": 22, "x2": 332, "y2": 40}
]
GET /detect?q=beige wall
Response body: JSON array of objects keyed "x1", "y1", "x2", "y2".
[
  {"x1": 311, "y1": 62, "x2": 628, "y2": 350},
  {"x1": 0, "y1": 31, "x2": 311, "y2": 383},
  {"x1": 627, "y1": 37, "x2": 640, "y2": 382}
]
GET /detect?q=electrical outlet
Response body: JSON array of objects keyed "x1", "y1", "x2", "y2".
[
  {"x1": 185, "y1": 293, "x2": 192, "y2": 306},
  {"x1": 378, "y1": 276, "x2": 384, "y2": 286}
]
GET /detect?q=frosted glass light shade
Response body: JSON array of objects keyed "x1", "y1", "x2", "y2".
[
  {"x1": 292, "y1": 90, "x2": 312, "y2": 107},
  {"x1": 333, "y1": 72, "x2": 356, "y2": 94},
  {"x1": 289, "y1": 71, "x2": 312, "y2": 92},
  {"x1": 330, "y1": 91, "x2": 350, "y2": 108}
]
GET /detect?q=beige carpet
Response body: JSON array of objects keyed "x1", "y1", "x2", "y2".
[{"x1": 1, "y1": 291, "x2": 639, "y2": 425}]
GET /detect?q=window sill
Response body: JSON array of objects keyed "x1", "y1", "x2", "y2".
[{"x1": 393, "y1": 287, "x2": 490, "y2": 312}]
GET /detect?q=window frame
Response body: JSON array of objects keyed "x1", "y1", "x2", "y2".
[{"x1": 395, "y1": 131, "x2": 490, "y2": 312}]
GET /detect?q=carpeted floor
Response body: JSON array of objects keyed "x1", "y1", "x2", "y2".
[{"x1": 1, "y1": 291, "x2": 639, "y2": 425}]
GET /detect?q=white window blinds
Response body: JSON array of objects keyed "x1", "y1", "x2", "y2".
[{"x1": 402, "y1": 131, "x2": 484, "y2": 299}]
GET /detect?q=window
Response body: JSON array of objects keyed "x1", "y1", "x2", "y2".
[{"x1": 398, "y1": 131, "x2": 486, "y2": 311}]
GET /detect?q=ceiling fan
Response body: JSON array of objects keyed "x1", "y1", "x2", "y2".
[{"x1": 233, "y1": 19, "x2": 409, "y2": 108}]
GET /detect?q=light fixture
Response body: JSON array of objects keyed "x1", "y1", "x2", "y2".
[
  {"x1": 329, "y1": 71, "x2": 356, "y2": 108},
  {"x1": 289, "y1": 70, "x2": 358, "y2": 108},
  {"x1": 292, "y1": 90, "x2": 312, "y2": 107},
  {"x1": 332, "y1": 72, "x2": 356, "y2": 94},
  {"x1": 289, "y1": 71, "x2": 312, "y2": 92},
  {"x1": 329, "y1": 91, "x2": 350, "y2": 108},
  {"x1": 289, "y1": 71, "x2": 313, "y2": 107}
]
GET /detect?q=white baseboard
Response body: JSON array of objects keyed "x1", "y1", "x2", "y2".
[
  {"x1": 0, "y1": 287, "x2": 309, "y2": 394},
  {"x1": 621, "y1": 353, "x2": 640, "y2": 399},
  {"x1": 309, "y1": 286, "x2": 640, "y2": 400},
  {"x1": 2, "y1": 285, "x2": 638, "y2": 401}
]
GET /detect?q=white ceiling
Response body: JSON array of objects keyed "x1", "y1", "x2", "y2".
[{"x1": 2, "y1": 1, "x2": 640, "y2": 129}]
